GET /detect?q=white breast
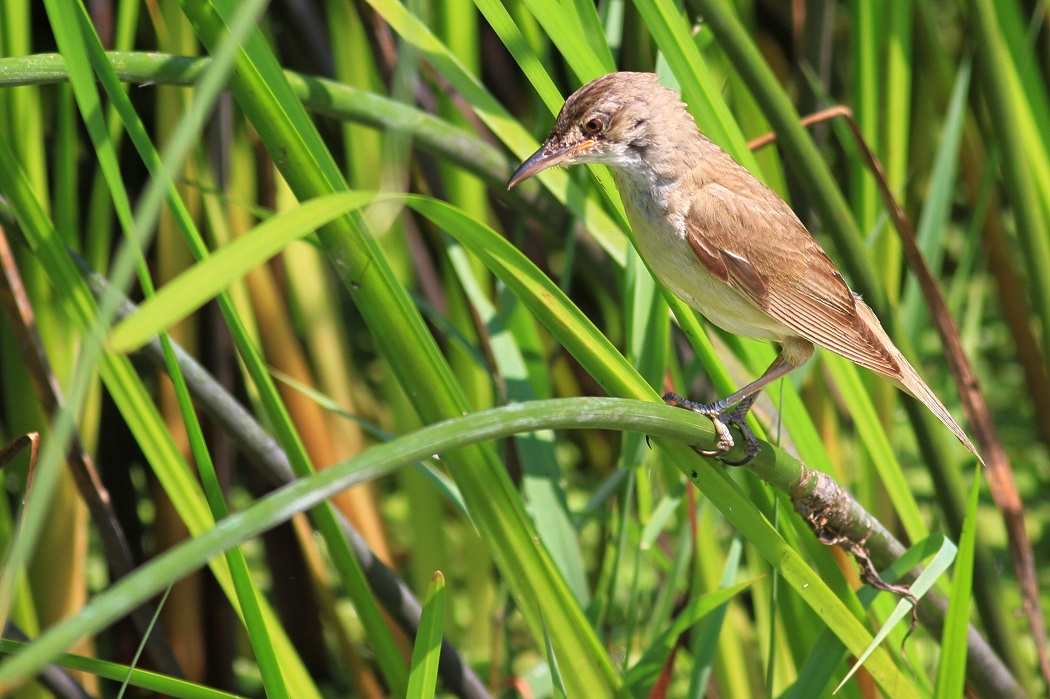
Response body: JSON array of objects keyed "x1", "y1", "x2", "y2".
[{"x1": 613, "y1": 169, "x2": 793, "y2": 343}]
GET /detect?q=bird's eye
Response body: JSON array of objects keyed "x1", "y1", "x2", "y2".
[{"x1": 583, "y1": 117, "x2": 605, "y2": 135}]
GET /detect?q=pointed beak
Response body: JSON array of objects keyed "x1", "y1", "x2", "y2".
[{"x1": 506, "y1": 138, "x2": 597, "y2": 189}]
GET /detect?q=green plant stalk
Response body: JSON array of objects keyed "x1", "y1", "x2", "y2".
[
  {"x1": 0, "y1": 638, "x2": 242, "y2": 699},
  {"x1": 176, "y1": 1, "x2": 619, "y2": 694},
  {"x1": 968, "y1": 0, "x2": 1050, "y2": 374},
  {"x1": 934, "y1": 469, "x2": 982, "y2": 698},
  {"x1": 56, "y1": 2, "x2": 293, "y2": 694},
  {"x1": 0, "y1": 398, "x2": 709, "y2": 687},
  {"x1": 82, "y1": 251, "x2": 488, "y2": 698},
  {"x1": 0, "y1": 53, "x2": 508, "y2": 187},
  {"x1": 405, "y1": 572, "x2": 446, "y2": 699},
  {"x1": 64, "y1": 6, "x2": 409, "y2": 692},
  {"x1": 693, "y1": 0, "x2": 1020, "y2": 670},
  {"x1": 849, "y1": 0, "x2": 880, "y2": 246},
  {"x1": 0, "y1": 122, "x2": 321, "y2": 699}
]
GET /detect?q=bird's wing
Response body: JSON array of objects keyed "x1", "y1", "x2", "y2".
[{"x1": 685, "y1": 178, "x2": 902, "y2": 379}]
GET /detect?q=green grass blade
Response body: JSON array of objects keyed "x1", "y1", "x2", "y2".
[
  {"x1": 836, "y1": 535, "x2": 958, "y2": 694},
  {"x1": 179, "y1": 3, "x2": 618, "y2": 692},
  {"x1": 516, "y1": 0, "x2": 613, "y2": 80},
  {"x1": 934, "y1": 469, "x2": 982, "y2": 698},
  {"x1": 969, "y1": 0, "x2": 1050, "y2": 365},
  {"x1": 901, "y1": 61, "x2": 971, "y2": 335},
  {"x1": 0, "y1": 397, "x2": 715, "y2": 686},
  {"x1": 447, "y1": 238, "x2": 591, "y2": 604},
  {"x1": 406, "y1": 572, "x2": 446, "y2": 699},
  {"x1": 687, "y1": 534, "x2": 743, "y2": 696},
  {"x1": 624, "y1": 577, "x2": 760, "y2": 694},
  {"x1": 0, "y1": 639, "x2": 243, "y2": 699},
  {"x1": 630, "y1": 0, "x2": 757, "y2": 167},
  {"x1": 108, "y1": 193, "x2": 372, "y2": 351},
  {"x1": 542, "y1": 611, "x2": 569, "y2": 699}
]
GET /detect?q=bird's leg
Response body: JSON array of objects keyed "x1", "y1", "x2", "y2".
[
  {"x1": 664, "y1": 352, "x2": 798, "y2": 464},
  {"x1": 718, "y1": 397, "x2": 764, "y2": 466}
]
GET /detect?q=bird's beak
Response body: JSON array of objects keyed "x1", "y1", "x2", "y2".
[{"x1": 507, "y1": 138, "x2": 597, "y2": 189}]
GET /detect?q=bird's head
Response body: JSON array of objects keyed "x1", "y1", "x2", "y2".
[{"x1": 508, "y1": 72, "x2": 690, "y2": 188}]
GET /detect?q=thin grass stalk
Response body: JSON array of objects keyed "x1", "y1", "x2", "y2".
[
  {"x1": 0, "y1": 398, "x2": 726, "y2": 686},
  {"x1": 177, "y1": 2, "x2": 620, "y2": 695},
  {"x1": 76, "y1": 7, "x2": 411, "y2": 690},
  {"x1": 967, "y1": 0, "x2": 1050, "y2": 689},
  {"x1": 84, "y1": 255, "x2": 491, "y2": 697},
  {"x1": 691, "y1": 2, "x2": 1024, "y2": 671},
  {"x1": 0, "y1": 134, "x2": 324, "y2": 698},
  {"x1": 44, "y1": 1, "x2": 327, "y2": 692},
  {"x1": 59, "y1": 2, "x2": 297, "y2": 692},
  {"x1": 969, "y1": 0, "x2": 1050, "y2": 369}
]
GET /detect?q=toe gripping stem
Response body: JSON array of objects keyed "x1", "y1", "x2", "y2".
[{"x1": 663, "y1": 392, "x2": 761, "y2": 466}]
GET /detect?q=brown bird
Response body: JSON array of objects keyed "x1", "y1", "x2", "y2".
[{"x1": 508, "y1": 71, "x2": 978, "y2": 464}]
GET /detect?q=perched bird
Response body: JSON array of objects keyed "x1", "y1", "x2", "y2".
[{"x1": 508, "y1": 71, "x2": 978, "y2": 464}]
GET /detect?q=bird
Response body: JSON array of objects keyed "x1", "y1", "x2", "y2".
[{"x1": 507, "y1": 71, "x2": 979, "y2": 465}]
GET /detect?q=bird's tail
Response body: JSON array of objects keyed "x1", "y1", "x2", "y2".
[
  {"x1": 894, "y1": 353, "x2": 982, "y2": 461},
  {"x1": 857, "y1": 303, "x2": 982, "y2": 462}
]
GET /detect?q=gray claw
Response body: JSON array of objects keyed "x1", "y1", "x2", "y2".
[
  {"x1": 719, "y1": 405, "x2": 761, "y2": 466},
  {"x1": 664, "y1": 393, "x2": 761, "y2": 465},
  {"x1": 696, "y1": 415, "x2": 736, "y2": 457}
]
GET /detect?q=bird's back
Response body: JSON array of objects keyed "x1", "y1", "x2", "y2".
[{"x1": 681, "y1": 145, "x2": 978, "y2": 456}]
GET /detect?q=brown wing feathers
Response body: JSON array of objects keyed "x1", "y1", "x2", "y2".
[
  {"x1": 685, "y1": 172, "x2": 978, "y2": 457},
  {"x1": 686, "y1": 181, "x2": 903, "y2": 379}
]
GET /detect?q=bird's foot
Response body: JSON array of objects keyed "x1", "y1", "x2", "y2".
[{"x1": 663, "y1": 392, "x2": 761, "y2": 466}]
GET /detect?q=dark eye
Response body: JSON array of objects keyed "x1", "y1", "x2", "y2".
[{"x1": 583, "y1": 116, "x2": 605, "y2": 135}]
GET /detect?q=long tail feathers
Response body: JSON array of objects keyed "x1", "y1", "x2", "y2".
[
  {"x1": 895, "y1": 356, "x2": 983, "y2": 463},
  {"x1": 854, "y1": 301, "x2": 982, "y2": 463}
]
